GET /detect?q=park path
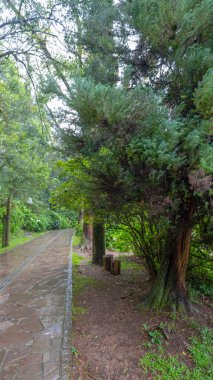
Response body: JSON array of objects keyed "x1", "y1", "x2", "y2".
[{"x1": 0, "y1": 229, "x2": 72, "y2": 380}]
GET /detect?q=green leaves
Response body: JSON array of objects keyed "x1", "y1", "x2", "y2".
[
  {"x1": 194, "y1": 68, "x2": 213, "y2": 118},
  {"x1": 0, "y1": 59, "x2": 50, "y2": 201}
]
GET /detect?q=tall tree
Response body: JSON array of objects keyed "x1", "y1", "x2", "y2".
[{"x1": 0, "y1": 60, "x2": 50, "y2": 246}]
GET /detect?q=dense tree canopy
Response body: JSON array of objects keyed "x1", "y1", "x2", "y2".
[{"x1": 0, "y1": 0, "x2": 212, "y2": 310}]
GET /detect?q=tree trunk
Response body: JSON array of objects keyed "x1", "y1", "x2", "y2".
[
  {"x1": 92, "y1": 222, "x2": 105, "y2": 266},
  {"x1": 81, "y1": 210, "x2": 93, "y2": 250},
  {"x1": 77, "y1": 209, "x2": 83, "y2": 224},
  {"x1": 144, "y1": 195, "x2": 195, "y2": 311},
  {"x1": 2, "y1": 197, "x2": 12, "y2": 248}
]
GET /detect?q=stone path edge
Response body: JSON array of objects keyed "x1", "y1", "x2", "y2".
[
  {"x1": 60, "y1": 230, "x2": 73, "y2": 380},
  {"x1": 0, "y1": 231, "x2": 62, "y2": 292}
]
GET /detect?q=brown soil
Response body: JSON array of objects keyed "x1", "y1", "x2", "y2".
[{"x1": 70, "y1": 249, "x2": 213, "y2": 380}]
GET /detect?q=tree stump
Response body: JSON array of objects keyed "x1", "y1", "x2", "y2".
[
  {"x1": 111, "y1": 259, "x2": 121, "y2": 275},
  {"x1": 103, "y1": 254, "x2": 113, "y2": 271}
]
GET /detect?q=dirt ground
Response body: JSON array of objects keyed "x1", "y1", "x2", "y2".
[{"x1": 70, "y1": 248, "x2": 212, "y2": 380}]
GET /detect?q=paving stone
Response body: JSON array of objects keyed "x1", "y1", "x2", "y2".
[
  {"x1": 25, "y1": 339, "x2": 34, "y2": 347},
  {"x1": 0, "y1": 321, "x2": 14, "y2": 331},
  {"x1": 43, "y1": 361, "x2": 60, "y2": 377},
  {"x1": 43, "y1": 323, "x2": 63, "y2": 339},
  {"x1": 0, "y1": 304, "x2": 18, "y2": 317},
  {"x1": 0, "y1": 349, "x2": 6, "y2": 363},
  {"x1": 4, "y1": 347, "x2": 29, "y2": 366},
  {"x1": 0, "y1": 294, "x2": 10, "y2": 304},
  {"x1": 20, "y1": 320, "x2": 43, "y2": 333},
  {"x1": 43, "y1": 351, "x2": 50, "y2": 363},
  {"x1": 1, "y1": 361, "x2": 20, "y2": 378},
  {"x1": 49, "y1": 339, "x2": 62, "y2": 362},
  {"x1": 9, "y1": 306, "x2": 39, "y2": 320},
  {"x1": 31, "y1": 339, "x2": 51, "y2": 353},
  {"x1": 0, "y1": 328, "x2": 32, "y2": 346},
  {"x1": 45, "y1": 371, "x2": 60, "y2": 380},
  {"x1": 16, "y1": 361, "x2": 42, "y2": 379}
]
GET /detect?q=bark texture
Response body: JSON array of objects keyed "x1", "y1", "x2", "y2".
[
  {"x1": 81, "y1": 210, "x2": 93, "y2": 250},
  {"x1": 2, "y1": 197, "x2": 11, "y2": 248},
  {"x1": 144, "y1": 195, "x2": 195, "y2": 311},
  {"x1": 92, "y1": 222, "x2": 105, "y2": 266}
]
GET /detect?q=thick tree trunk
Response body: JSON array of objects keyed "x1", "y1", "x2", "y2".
[
  {"x1": 82, "y1": 220, "x2": 93, "y2": 249},
  {"x1": 144, "y1": 195, "x2": 195, "y2": 311},
  {"x1": 2, "y1": 197, "x2": 12, "y2": 248},
  {"x1": 92, "y1": 222, "x2": 105, "y2": 266}
]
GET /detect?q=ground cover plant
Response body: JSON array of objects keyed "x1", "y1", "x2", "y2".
[{"x1": 140, "y1": 328, "x2": 213, "y2": 379}]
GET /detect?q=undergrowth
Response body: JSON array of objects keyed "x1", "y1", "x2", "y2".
[
  {"x1": 140, "y1": 328, "x2": 213, "y2": 379},
  {"x1": 72, "y1": 235, "x2": 81, "y2": 247},
  {"x1": 119, "y1": 255, "x2": 142, "y2": 270},
  {"x1": 72, "y1": 249, "x2": 102, "y2": 317}
]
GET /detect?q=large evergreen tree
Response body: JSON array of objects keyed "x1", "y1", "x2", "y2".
[{"x1": 2, "y1": 0, "x2": 212, "y2": 309}]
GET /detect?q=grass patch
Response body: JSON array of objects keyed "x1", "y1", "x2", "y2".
[
  {"x1": 119, "y1": 255, "x2": 142, "y2": 270},
  {"x1": 72, "y1": 249, "x2": 103, "y2": 318},
  {"x1": 72, "y1": 252, "x2": 84, "y2": 266},
  {"x1": 140, "y1": 328, "x2": 213, "y2": 379},
  {"x1": 73, "y1": 272, "x2": 101, "y2": 297},
  {"x1": 72, "y1": 235, "x2": 81, "y2": 247},
  {"x1": 72, "y1": 306, "x2": 87, "y2": 318},
  {"x1": 0, "y1": 230, "x2": 46, "y2": 255}
]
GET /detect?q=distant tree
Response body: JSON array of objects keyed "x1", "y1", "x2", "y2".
[{"x1": 0, "y1": 60, "x2": 50, "y2": 246}]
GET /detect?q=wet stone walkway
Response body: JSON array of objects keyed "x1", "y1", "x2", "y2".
[{"x1": 0, "y1": 230, "x2": 72, "y2": 380}]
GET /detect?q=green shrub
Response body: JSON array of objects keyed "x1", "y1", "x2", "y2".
[
  {"x1": 23, "y1": 212, "x2": 50, "y2": 232},
  {"x1": 47, "y1": 210, "x2": 69, "y2": 230},
  {"x1": 105, "y1": 224, "x2": 133, "y2": 252}
]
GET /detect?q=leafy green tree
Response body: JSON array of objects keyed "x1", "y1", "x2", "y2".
[
  {"x1": 2, "y1": 0, "x2": 211, "y2": 309},
  {"x1": 0, "y1": 60, "x2": 50, "y2": 246}
]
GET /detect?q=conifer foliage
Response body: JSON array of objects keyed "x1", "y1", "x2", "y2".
[{"x1": 1, "y1": 0, "x2": 212, "y2": 309}]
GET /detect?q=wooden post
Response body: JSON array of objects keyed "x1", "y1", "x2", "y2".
[
  {"x1": 103, "y1": 254, "x2": 113, "y2": 271},
  {"x1": 111, "y1": 259, "x2": 121, "y2": 275}
]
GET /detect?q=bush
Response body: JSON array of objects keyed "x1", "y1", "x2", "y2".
[
  {"x1": 23, "y1": 212, "x2": 50, "y2": 232},
  {"x1": 187, "y1": 221, "x2": 213, "y2": 297},
  {"x1": 105, "y1": 224, "x2": 133, "y2": 252},
  {"x1": 47, "y1": 210, "x2": 69, "y2": 230}
]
